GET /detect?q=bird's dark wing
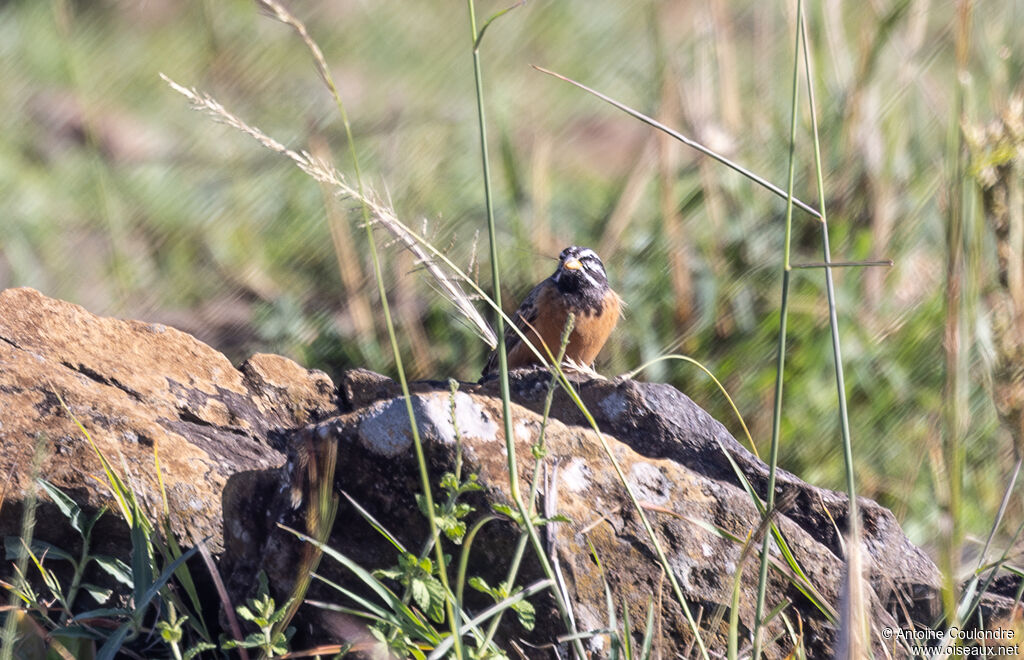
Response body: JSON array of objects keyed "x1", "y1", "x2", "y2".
[{"x1": 481, "y1": 279, "x2": 547, "y2": 377}]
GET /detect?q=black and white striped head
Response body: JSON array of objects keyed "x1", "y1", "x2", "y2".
[{"x1": 552, "y1": 246, "x2": 609, "y2": 294}]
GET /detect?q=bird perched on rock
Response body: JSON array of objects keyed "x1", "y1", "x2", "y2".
[{"x1": 482, "y1": 246, "x2": 622, "y2": 378}]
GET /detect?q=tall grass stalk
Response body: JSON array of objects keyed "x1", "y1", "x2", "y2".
[
  {"x1": 800, "y1": 0, "x2": 858, "y2": 537},
  {"x1": 751, "y1": 0, "x2": 804, "y2": 655},
  {"x1": 255, "y1": 1, "x2": 459, "y2": 652},
  {"x1": 799, "y1": 8, "x2": 867, "y2": 653},
  {"x1": 465, "y1": 2, "x2": 585, "y2": 655},
  {"x1": 938, "y1": 0, "x2": 975, "y2": 645},
  {"x1": 531, "y1": 21, "x2": 862, "y2": 657}
]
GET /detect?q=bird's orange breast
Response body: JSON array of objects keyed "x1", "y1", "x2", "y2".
[{"x1": 507, "y1": 285, "x2": 621, "y2": 369}]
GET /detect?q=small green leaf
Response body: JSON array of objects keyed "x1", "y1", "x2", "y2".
[
  {"x1": 468, "y1": 576, "x2": 492, "y2": 596},
  {"x1": 81, "y1": 582, "x2": 113, "y2": 604},
  {"x1": 4, "y1": 537, "x2": 76, "y2": 563},
  {"x1": 438, "y1": 517, "x2": 467, "y2": 544},
  {"x1": 37, "y1": 479, "x2": 85, "y2": 534},
  {"x1": 415, "y1": 493, "x2": 429, "y2": 517},
  {"x1": 156, "y1": 618, "x2": 184, "y2": 643},
  {"x1": 128, "y1": 506, "x2": 152, "y2": 609},
  {"x1": 440, "y1": 473, "x2": 458, "y2": 492},
  {"x1": 459, "y1": 474, "x2": 483, "y2": 494},
  {"x1": 92, "y1": 555, "x2": 132, "y2": 586},
  {"x1": 372, "y1": 567, "x2": 402, "y2": 581},
  {"x1": 223, "y1": 632, "x2": 265, "y2": 649},
  {"x1": 512, "y1": 598, "x2": 535, "y2": 631},
  {"x1": 267, "y1": 598, "x2": 295, "y2": 625},
  {"x1": 369, "y1": 625, "x2": 388, "y2": 643},
  {"x1": 70, "y1": 606, "x2": 131, "y2": 620},
  {"x1": 490, "y1": 503, "x2": 520, "y2": 523},
  {"x1": 411, "y1": 578, "x2": 430, "y2": 612},
  {"x1": 424, "y1": 577, "x2": 446, "y2": 624}
]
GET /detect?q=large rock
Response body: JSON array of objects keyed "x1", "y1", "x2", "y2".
[
  {"x1": 2, "y1": 287, "x2": 1010, "y2": 657},
  {"x1": 232, "y1": 369, "x2": 952, "y2": 659},
  {"x1": 0, "y1": 287, "x2": 335, "y2": 552}
]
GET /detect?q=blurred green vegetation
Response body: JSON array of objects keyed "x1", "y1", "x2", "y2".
[{"x1": 2, "y1": 0, "x2": 1022, "y2": 553}]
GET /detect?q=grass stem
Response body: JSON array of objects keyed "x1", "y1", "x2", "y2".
[
  {"x1": 466, "y1": 2, "x2": 585, "y2": 656},
  {"x1": 751, "y1": 0, "x2": 803, "y2": 654}
]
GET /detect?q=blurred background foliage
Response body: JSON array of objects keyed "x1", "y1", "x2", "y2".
[{"x1": 1, "y1": 0, "x2": 1022, "y2": 554}]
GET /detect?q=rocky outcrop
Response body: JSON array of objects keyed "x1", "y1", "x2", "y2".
[
  {"x1": 0, "y1": 287, "x2": 335, "y2": 552},
  {"x1": 0, "y1": 287, "x2": 1009, "y2": 657},
  {"x1": 236, "y1": 369, "x2": 948, "y2": 658}
]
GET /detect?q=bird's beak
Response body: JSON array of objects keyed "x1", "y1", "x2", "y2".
[{"x1": 563, "y1": 258, "x2": 582, "y2": 271}]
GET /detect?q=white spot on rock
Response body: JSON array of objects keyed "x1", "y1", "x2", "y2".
[
  {"x1": 598, "y1": 391, "x2": 629, "y2": 420},
  {"x1": 515, "y1": 419, "x2": 533, "y2": 444},
  {"x1": 560, "y1": 458, "x2": 592, "y2": 493},
  {"x1": 357, "y1": 392, "x2": 498, "y2": 457},
  {"x1": 627, "y1": 461, "x2": 671, "y2": 506}
]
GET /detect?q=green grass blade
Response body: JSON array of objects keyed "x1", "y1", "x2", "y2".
[
  {"x1": 135, "y1": 545, "x2": 199, "y2": 615},
  {"x1": 128, "y1": 505, "x2": 152, "y2": 610},
  {"x1": 752, "y1": 0, "x2": 804, "y2": 652},
  {"x1": 95, "y1": 624, "x2": 133, "y2": 660},
  {"x1": 340, "y1": 490, "x2": 408, "y2": 554},
  {"x1": 639, "y1": 596, "x2": 656, "y2": 660},
  {"x1": 36, "y1": 480, "x2": 84, "y2": 535},
  {"x1": 279, "y1": 524, "x2": 438, "y2": 641},
  {"x1": 620, "y1": 597, "x2": 633, "y2": 659},
  {"x1": 311, "y1": 573, "x2": 391, "y2": 621}
]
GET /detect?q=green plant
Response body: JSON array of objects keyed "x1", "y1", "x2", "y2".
[
  {"x1": 1, "y1": 478, "x2": 205, "y2": 660},
  {"x1": 222, "y1": 572, "x2": 294, "y2": 658}
]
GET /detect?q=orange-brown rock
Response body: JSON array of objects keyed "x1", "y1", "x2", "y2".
[{"x1": 0, "y1": 287, "x2": 335, "y2": 551}]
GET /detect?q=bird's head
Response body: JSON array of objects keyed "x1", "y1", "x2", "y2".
[{"x1": 553, "y1": 246, "x2": 609, "y2": 293}]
